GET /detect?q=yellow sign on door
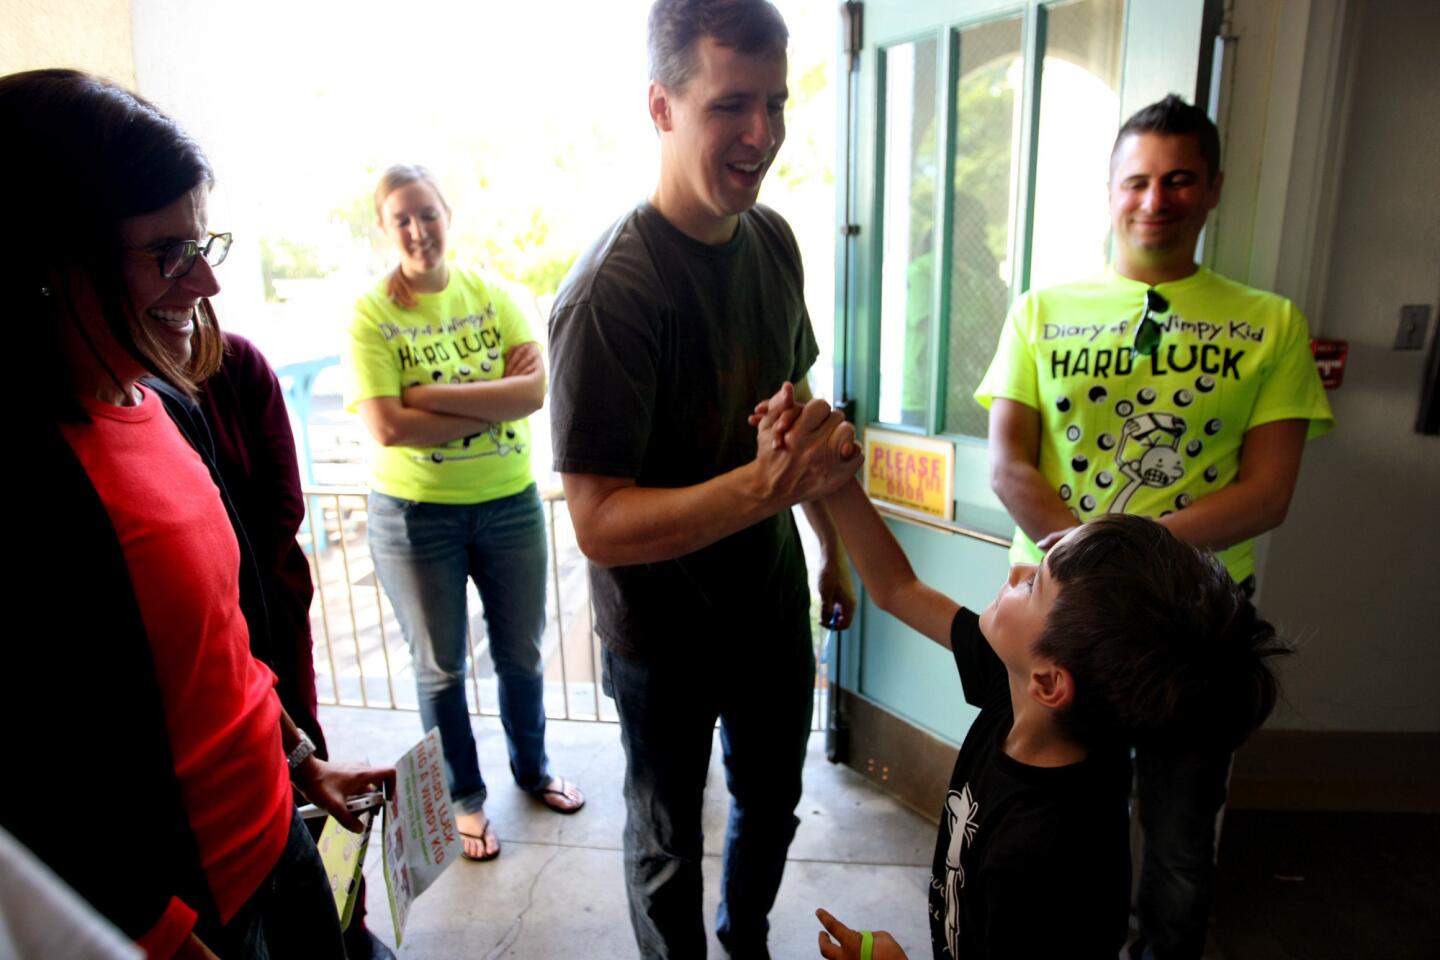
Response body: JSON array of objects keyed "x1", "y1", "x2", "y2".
[{"x1": 863, "y1": 428, "x2": 954, "y2": 520}]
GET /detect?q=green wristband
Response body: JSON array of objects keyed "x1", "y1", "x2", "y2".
[{"x1": 859, "y1": 929, "x2": 874, "y2": 960}]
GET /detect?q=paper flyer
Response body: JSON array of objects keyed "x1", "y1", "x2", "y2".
[
  {"x1": 382, "y1": 728, "x2": 462, "y2": 944},
  {"x1": 317, "y1": 807, "x2": 374, "y2": 930}
]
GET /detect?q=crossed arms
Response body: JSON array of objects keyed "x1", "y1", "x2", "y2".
[{"x1": 357, "y1": 341, "x2": 545, "y2": 448}]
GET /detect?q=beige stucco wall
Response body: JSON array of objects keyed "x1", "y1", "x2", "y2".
[
  {"x1": 1211, "y1": 0, "x2": 1440, "y2": 734},
  {"x1": 1245, "y1": 0, "x2": 1440, "y2": 733},
  {"x1": 0, "y1": 0, "x2": 135, "y2": 88}
]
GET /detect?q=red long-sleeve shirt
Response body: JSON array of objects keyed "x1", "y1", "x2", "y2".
[{"x1": 61, "y1": 388, "x2": 292, "y2": 957}]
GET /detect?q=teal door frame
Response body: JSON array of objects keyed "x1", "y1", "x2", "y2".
[{"x1": 831, "y1": 0, "x2": 1222, "y2": 748}]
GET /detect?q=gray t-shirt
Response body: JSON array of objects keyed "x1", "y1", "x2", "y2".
[{"x1": 548, "y1": 202, "x2": 820, "y2": 657}]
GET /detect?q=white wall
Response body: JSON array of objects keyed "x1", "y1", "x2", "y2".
[
  {"x1": 0, "y1": 0, "x2": 135, "y2": 85},
  {"x1": 1222, "y1": 0, "x2": 1440, "y2": 733}
]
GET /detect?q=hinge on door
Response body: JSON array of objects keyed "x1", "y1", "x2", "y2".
[
  {"x1": 840, "y1": 223, "x2": 860, "y2": 237},
  {"x1": 842, "y1": 2, "x2": 863, "y2": 74}
]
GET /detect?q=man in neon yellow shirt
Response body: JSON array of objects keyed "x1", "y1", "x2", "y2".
[{"x1": 976, "y1": 96, "x2": 1332, "y2": 960}]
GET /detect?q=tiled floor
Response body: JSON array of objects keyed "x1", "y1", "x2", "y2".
[{"x1": 319, "y1": 706, "x2": 936, "y2": 959}]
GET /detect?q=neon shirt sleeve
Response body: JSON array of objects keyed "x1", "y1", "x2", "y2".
[
  {"x1": 1248, "y1": 301, "x2": 1335, "y2": 439},
  {"x1": 974, "y1": 294, "x2": 1037, "y2": 411},
  {"x1": 345, "y1": 295, "x2": 401, "y2": 411}
]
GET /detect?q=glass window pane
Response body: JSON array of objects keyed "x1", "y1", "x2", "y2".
[
  {"x1": 877, "y1": 37, "x2": 940, "y2": 427},
  {"x1": 1028, "y1": 0, "x2": 1126, "y2": 291},
  {"x1": 942, "y1": 14, "x2": 1024, "y2": 439}
]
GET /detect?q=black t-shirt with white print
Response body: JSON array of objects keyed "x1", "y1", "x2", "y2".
[{"x1": 928, "y1": 609, "x2": 1131, "y2": 959}]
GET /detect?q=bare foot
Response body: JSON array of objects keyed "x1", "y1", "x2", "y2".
[
  {"x1": 534, "y1": 776, "x2": 585, "y2": 814},
  {"x1": 454, "y1": 809, "x2": 500, "y2": 861}
]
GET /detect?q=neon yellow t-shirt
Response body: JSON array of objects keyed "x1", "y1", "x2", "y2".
[
  {"x1": 344, "y1": 267, "x2": 537, "y2": 505},
  {"x1": 975, "y1": 267, "x2": 1334, "y2": 581}
]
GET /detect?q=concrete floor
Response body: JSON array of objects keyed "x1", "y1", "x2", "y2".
[{"x1": 319, "y1": 706, "x2": 936, "y2": 959}]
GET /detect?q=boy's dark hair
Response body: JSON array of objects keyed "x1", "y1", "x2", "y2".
[
  {"x1": 1111, "y1": 94, "x2": 1222, "y2": 183},
  {"x1": 0, "y1": 68, "x2": 222, "y2": 418},
  {"x1": 1035, "y1": 515, "x2": 1288, "y2": 750},
  {"x1": 648, "y1": 0, "x2": 789, "y2": 93}
]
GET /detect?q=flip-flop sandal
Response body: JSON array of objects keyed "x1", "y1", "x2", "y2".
[
  {"x1": 535, "y1": 777, "x2": 586, "y2": 815},
  {"x1": 457, "y1": 817, "x2": 501, "y2": 862}
]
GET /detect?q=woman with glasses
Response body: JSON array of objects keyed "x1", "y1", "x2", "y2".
[
  {"x1": 345, "y1": 165, "x2": 583, "y2": 864},
  {"x1": 2, "y1": 69, "x2": 391, "y2": 959}
]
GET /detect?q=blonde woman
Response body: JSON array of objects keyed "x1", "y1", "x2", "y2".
[{"x1": 346, "y1": 165, "x2": 583, "y2": 862}]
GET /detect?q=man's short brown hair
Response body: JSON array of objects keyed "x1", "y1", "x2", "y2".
[
  {"x1": 648, "y1": 0, "x2": 789, "y2": 93},
  {"x1": 1111, "y1": 94, "x2": 1223, "y2": 183}
]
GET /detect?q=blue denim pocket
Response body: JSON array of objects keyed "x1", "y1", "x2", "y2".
[{"x1": 370, "y1": 491, "x2": 418, "y2": 511}]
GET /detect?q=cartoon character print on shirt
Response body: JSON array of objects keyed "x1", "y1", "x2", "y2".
[
  {"x1": 387, "y1": 301, "x2": 528, "y2": 464},
  {"x1": 1051, "y1": 377, "x2": 1224, "y2": 521},
  {"x1": 941, "y1": 785, "x2": 980, "y2": 957},
  {"x1": 1041, "y1": 295, "x2": 1257, "y2": 523},
  {"x1": 1107, "y1": 411, "x2": 1186, "y2": 514}
]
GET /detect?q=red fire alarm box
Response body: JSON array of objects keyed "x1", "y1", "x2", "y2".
[{"x1": 1310, "y1": 337, "x2": 1348, "y2": 389}]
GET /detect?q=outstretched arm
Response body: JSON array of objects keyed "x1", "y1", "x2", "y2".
[
  {"x1": 822, "y1": 480, "x2": 959, "y2": 649},
  {"x1": 754, "y1": 383, "x2": 955, "y2": 646},
  {"x1": 794, "y1": 379, "x2": 856, "y2": 629}
]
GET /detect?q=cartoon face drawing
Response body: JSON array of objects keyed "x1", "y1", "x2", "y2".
[
  {"x1": 1108, "y1": 411, "x2": 1187, "y2": 515},
  {"x1": 1137, "y1": 445, "x2": 1184, "y2": 486}
]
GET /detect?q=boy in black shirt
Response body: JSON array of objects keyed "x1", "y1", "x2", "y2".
[{"x1": 750, "y1": 387, "x2": 1285, "y2": 960}]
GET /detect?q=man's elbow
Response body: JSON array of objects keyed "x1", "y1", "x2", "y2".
[
  {"x1": 1260, "y1": 489, "x2": 1294, "y2": 533},
  {"x1": 988, "y1": 458, "x2": 1021, "y2": 504},
  {"x1": 567, "y1": 498, "x2": 621, "y2": 567},
  {"x1": 571, "y1": 523, "x2": 622, "y2": 568},
  {"x1": 988, "y1": 466, "x2": 1006, "y2": 501}
]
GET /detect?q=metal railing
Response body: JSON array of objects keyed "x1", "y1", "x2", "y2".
[{"x1": 301, "y1": 485, "x2": 832, "y2": 730}]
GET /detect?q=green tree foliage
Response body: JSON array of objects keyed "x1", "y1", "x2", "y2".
[
  {"x1": 259, "y1": 235, "x2": 335, "y2": 302},
  {"x1": 953, "y1": 59, "x2": 1017, "y2": 264}
]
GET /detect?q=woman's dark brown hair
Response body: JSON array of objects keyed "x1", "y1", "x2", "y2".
[
  {"x1": 0, "y1": 68, "x2": 222, "y2": 418},
  {"x1": 373, "y1": 163, "x2": 450, "y2": 309}
]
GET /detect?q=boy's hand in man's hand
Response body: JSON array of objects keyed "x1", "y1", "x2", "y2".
[
  {"x1": 752, "y1": 382, "x2": 859, "y2": 459},
  {"x1": 816, "y1": 908, "x2": 908, "y2": 960},
  {"x1": 749, "y1": 384, "x2": 862, "y2": 505}
]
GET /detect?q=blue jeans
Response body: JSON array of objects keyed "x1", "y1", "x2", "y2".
[
  {"x1": 194, "y1": 806, "x2": 345, "y2": 958},
  {"x1": 602, "y1": 628, "x2": 814, "y2": 960},
  {"x1": 1130, "y1": 574, "x2": 1253, "y2": 960},
  {"x1": 368, "y1": 486, "x2": 551, "y2": 813},
  {"x1": 1131, "y1": 744, "x2": 1233, "y2": 960}
]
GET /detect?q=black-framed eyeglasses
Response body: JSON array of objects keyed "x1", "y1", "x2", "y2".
[
  {"x1": 1132, "y1": 288, "x2": 1169, "y2": 358},
  {"x1": 127, "y1": 231, "x2": 232, "y2": 279}
]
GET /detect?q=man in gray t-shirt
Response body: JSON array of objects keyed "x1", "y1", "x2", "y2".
[{"x1": 547, "y1": 2, "x2": 859, "y2": 956}]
